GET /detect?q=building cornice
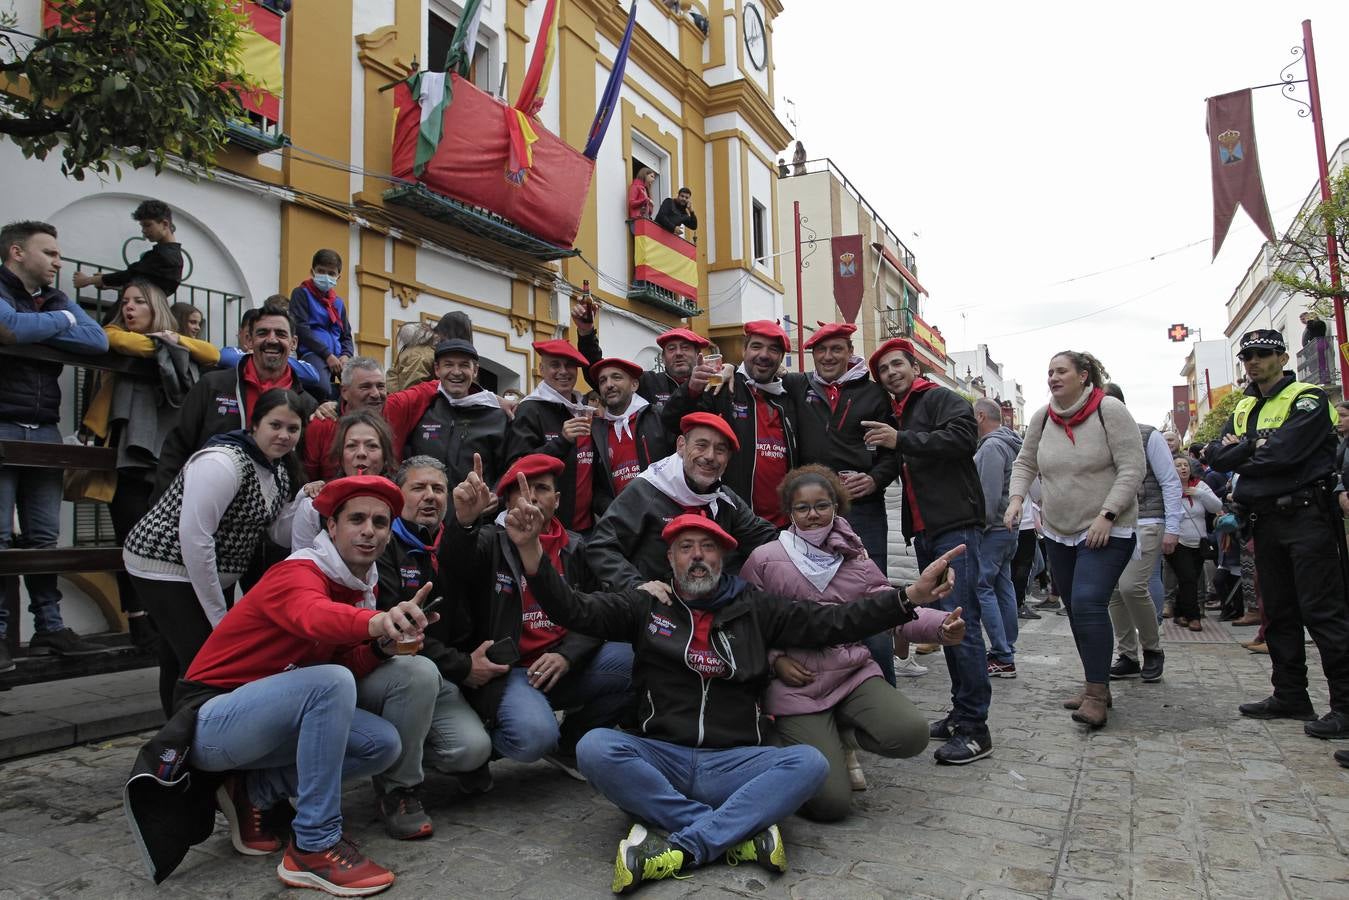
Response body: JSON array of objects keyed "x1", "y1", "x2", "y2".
[{"x1": 706, "y1": 79, "x2": 791, "y2": 151}]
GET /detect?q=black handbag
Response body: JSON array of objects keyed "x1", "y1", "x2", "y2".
[{"x1": 1199, "y1": 536, "x2": 1219, "y2": 561}]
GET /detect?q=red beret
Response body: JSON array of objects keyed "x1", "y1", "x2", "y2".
[
  {"x1": 589, "y1": 357, "x2": 644, "y2": 383},
  {"x1": 312, "y1": 475, "x2": 405, "y2": 519},
  {"x1": 679, "y1": 412, "x2": 740, "y2": 452},
  {"x1": 868, "y1": 337, "x2": 918, "y2": 381},
  {"x1": 532, "y1": 339, "x2": 590, "y2": 368},
  {"x1": 655, "y1": 328, "x2": 711, "y2": 349},
  {"x1": 661, "y1": 513, "x2": 738, "y2": 550},
  {"x1": 496, "y1": 453, "x2": 566, "y2": 496},
  {"x1": 804, "y1": 322, "x2": 857, "y2": 350},
  {"x1": 743, "y1": 319, "x2": 789, "y2": 351}
]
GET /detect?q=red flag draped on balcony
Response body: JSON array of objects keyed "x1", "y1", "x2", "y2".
[{"x1": 633, "y1": 219, "x2": 698, "y2": 298}]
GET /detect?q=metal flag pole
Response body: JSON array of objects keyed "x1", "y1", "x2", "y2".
[
  {"x1": 1300, "y1": 20, "x2": 1347, "y2": 388},
  {"x1": 794, "y1": 201, "x2": 806, "y2": 372}
]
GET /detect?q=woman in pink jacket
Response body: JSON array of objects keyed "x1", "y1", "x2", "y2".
[{"x1": 741, "y1": 465, "x2": 965, "y2": 822}]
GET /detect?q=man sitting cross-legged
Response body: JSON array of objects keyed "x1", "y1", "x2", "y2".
[
  {"x1": 500, "y1": 490, "x2": 965, "y2": 894},
  {"x1": 125, "y1": 476, "x2": 441, "y2": 897}
]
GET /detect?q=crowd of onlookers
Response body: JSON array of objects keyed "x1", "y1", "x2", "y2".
[{"x1": 3, "y1": 200, "x2": 1347, "y2": 897}]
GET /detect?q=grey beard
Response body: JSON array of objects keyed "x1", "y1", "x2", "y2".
[{"x1": 674, "y1": 567, "x2": 719, "y2": 598}]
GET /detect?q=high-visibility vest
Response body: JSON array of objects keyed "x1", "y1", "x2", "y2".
[{"x1": 1232, "y1": 380, "x2": 1337, "y2": 440}]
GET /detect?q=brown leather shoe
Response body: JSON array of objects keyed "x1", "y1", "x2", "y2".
[
  {"x1": 1072, "y1": 683, "x2": 1110, "y2": 728},
  {"x1": 1063, "y1": 685, "x2": 1112, "y2": 710},
  {"x1": 1232, "y1": 613, "x2": 1261, "y2": 627},
  {"x1": 1188, "y1": 619, "x2": 1203, "y2": 632}
]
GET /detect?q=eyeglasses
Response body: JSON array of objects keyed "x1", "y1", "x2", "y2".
[
  {"x1": 790, "y1": 501, "x2": 836, "y2": 516},
  {"x1": 1237, "y1": 348, "x2": 1277, "y2": 361}
]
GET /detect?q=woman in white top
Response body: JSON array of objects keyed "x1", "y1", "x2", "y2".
[
  {"x1": 292, "y1": 411, "x2": 397, "y2": 549},
  {"x1": 1167, "y1": 455, "x2": 1223, "y2": 631},
  {"x1": 123, "y1": 389, "x2": 305, "y2": 714}
]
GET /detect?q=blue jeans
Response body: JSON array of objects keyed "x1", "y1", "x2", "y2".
[
  {"x1": 190, "y1": 665, "x2": 401, "y2": 852},
  {"x1": 1043, "y1": 536, "x2": 1138, "y2": 684},
  {"x1": 1149, "y1": 555, "x2": 1166, "y2": 621},
  {"x1": 491, "y1": 641, "x2": 633, "y2": 761},
  {"x1": 577, "y1": 729, "x2": 828, "y2": 866},
  {"x1": 915, "y1": 527, "x2": 989, "y2": 728},
  {"x1": 976, "y1": 526, "x2": 1018, "y2": 664},
  {"x1": 847, "y1": 496, "x2": 888, "y2": 573},
  {"x1": 0, "y1": 422, "x2": 65, "y2": 638},
  {"x1": 863, "y1": 632, "x2": 896, "y2": 686}
]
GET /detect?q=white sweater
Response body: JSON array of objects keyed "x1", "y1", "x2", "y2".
[{"x1": 1176, "y1": 480, "x2": 1222, "y2": 547}]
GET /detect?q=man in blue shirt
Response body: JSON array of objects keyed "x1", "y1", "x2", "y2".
[{"x1": 0, "y1": 221, "x2": 111, "y2": 671}]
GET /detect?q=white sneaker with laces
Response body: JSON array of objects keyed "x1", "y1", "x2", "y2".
[{"x1": 894, "y1": 655, "x2": 929, "y2": 678}]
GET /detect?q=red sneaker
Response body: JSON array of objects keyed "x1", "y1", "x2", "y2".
[
  {"x1": 216, "y1": 774, "x2": 283, "y2": 855},
  {"x1": 277, "y1": 835, "x2": 395, "y2": 897}
]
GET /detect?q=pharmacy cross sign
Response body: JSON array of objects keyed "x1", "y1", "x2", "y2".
[{"x1": 1168, "y1": 324, "x2": 1190, "y2": 343}]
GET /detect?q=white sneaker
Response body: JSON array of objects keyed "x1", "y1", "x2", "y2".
[{"x1": 894, "y1": 655, "x2": 929, "y2": 678}]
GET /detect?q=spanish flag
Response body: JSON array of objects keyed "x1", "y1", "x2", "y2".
[
  {"x1": 237, "y1": 1, "x2": 284, "y2": 122},
  {"x1": 633, "y1": 219, "x2": 699, "y2": 299},
  {"x1": 507, "y1": 0, "x2": 558, "y2": 179}
]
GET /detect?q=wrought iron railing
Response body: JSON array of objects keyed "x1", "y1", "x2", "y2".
[
  {"x1": 1297, "y1": 336, "x2": 1341, "y2": 387},
  {"x1": 780, "y1": 157, "x2": 918, "y2": 273}
]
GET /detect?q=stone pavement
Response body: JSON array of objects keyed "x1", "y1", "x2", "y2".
[{"x1": 2, "y1": 612, "x2": 1347, "y2": 899}]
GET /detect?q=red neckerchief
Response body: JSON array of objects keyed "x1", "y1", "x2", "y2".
[
  {"x1": 1047, "y1": 387, "x2": 1105, "y2": 445},
  {"x1": 1184, "y1": 476, "x2": 1201, "y2": 506},
  {"x1": 539, "y1": 516, "x2": 569, "y2": 573},
  {"x1": 823, "y1": 383, "x2": 841, "y2": 412},
  {"x1": 889, "y1": 377, "x2": 937, "y2": 423},
  {"x1": 304, "y1": 278, "x2": 341, "y2": 325},
  {"x1": 240, "y1": 357, "x2": 295, "y2": 422}
]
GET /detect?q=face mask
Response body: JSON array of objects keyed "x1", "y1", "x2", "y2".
[
  {"x1": 313, "y1": 273, "x2": 338, "y2": 292},
  {"x1": 794, "y1": 522, "x2": 835, "y2": 547}
]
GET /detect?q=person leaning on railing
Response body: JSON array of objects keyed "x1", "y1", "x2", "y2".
[
  {"x1": 83, "y1": 278, "x2": 219, "y2": 650},
  {"x1": 0, "y1": 220, "x2": 110, "y2": 673}
]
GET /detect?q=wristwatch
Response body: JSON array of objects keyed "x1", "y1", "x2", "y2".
[
  {"x1": 896, "y1": 586, "x2": 918, "y2": 622},
  {"x1": 1100, "y1": 510, "x2": 1117, "y2": 522}
]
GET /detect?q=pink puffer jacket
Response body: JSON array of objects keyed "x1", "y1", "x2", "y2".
[{"x1": 740, "y1": 517, "x2": 946, "y2": 717}]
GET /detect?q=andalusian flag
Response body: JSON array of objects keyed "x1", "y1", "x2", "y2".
[
  {"x1": 506, "y1": 0, "x2": 558, "y2": 180},
  {"x1": 413, "y1": 0, "x2": 484, "y2": 176},
  {"x1": 584, "y1": 1, "x2": 637, "y2": 159},
  {"x1": 633, "y1": 219, "x2": 698, "y2": 298}
]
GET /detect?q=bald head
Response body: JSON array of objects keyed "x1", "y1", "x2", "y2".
[{"x1": 973, "y1": 398, "x2": 1002, "y2": 436}]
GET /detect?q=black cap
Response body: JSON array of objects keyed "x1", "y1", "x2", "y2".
[
  {"x1": 1238, "y1": 329, "x2": 1286, "y2": 353},
  {"x1": 434, "y1": 338, "x2": 478, "y2": 361}
]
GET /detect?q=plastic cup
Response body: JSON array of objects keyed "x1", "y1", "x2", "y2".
[
  {"x1": 705, "y1": 354, "x2": 724, "y2": 388},
  {"x1": 393, "y1": 635, "x2": 424, "y2": 655}
]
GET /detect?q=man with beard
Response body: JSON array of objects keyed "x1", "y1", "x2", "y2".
[
  {"x1": 862, "y1": 337, "x2": 992, "y2": 765},
  {"x1": 663, "y1": 320, "x2": 797, "y2": 525},
  {"x1": 381, "y1": 338, "x2": 510, "y2": 491},
  {"x1": 589, "y1": 357, "x2": 670, "y2": 518},
  {"x1": 507, "y1": 339, "x2": 601, "y2": 533},
  {"x1": 439, "y1": 453, "x2": 631, "y2": 781},
  {"x1": 587, "y1": 413, "x2": 778, "y2": 589},
  {"x1": 782, "y1": 323, "x2": 898, "y2": 567},
  {"x1": 503, "y1": 503, "x2": 966, "y2": 893},
  {"x1": 155, "y1": 301, "x2": 317, "y2": 497},
  {"x1": 639, "y1": 327, "x2": 710, "y2": 416},
  {"x1": 304, "y1": 358, "x2": 390, "y2": 479}
]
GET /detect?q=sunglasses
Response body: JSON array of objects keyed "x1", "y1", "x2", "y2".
[{"x1": 1238, "y1": 348, "x2": 1277, "y2": 361}]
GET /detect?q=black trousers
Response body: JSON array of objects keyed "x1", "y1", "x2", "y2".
[
  {"x1": 107, "y1": 471, "x2": 153, "y2": 615},
  {"x1": 1252, "y1": 504, "x2": 1349, "y2": 713},
  {"x1": 1166, "y1": 545, "x2": 1204, "y2": 620},
  {"x1": 131, "y1": 576, "x2": 213, "y2": 716},
  {"x1": 1010, "y1": 529, "x2": 1038, "y2": 605}
]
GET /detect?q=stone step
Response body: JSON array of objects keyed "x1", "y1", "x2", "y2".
[{"x1": 0, "y1": 666, "x2": 162, "y2": 761}]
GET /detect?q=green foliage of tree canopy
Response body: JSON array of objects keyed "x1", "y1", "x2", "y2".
[
  {"x1": 1273, "y1": 167, "x2": 1349, "y2": 308},
  {"x1": 0, "y1": 1, "x2": 253, "y2": 179},
  {"x1": 1191, "y1": 389, "x2": 1244, "y2": 445}
]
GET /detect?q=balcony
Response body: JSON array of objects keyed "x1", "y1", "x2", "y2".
[
  {"x1": 780, "y1": 158, "x2": 918, "y2": 274},
  {"x1": 1297, "y1": 336, "x2": 1342, "y2": 388},
  {"x1": 382, "y1": 184, "x2": 581, "y2": 262}
]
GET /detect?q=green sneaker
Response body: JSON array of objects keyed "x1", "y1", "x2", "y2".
[
  {"x1": 612, "y1": 823, "x2": 687, "y2": 894},
  {"x1": 725, "y1": 824, "x2": 787, "y2": 873}
]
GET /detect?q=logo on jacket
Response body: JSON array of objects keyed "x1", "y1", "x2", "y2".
[
  {"x1": 495, "y1": 572, "x2": 516, "y2": 594},
  {"x1": 216, "y1": 395, "x2": 240, "y2": 416},
  {"x1": 421, "y1": 423, "x2": 442, "y2": 441},
  {"x1": 399, "y1": 566, "x2": 421, "y2": 587},
  {"x1": 648, "y1": 613, "x2": 675, "y2": 637},
  {"x1": 732, "y1": 403, "x2": 749, "y2": 420}
]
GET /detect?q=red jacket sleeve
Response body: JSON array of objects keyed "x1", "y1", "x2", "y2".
[
  {"x1": 304, "y1": 418, "x2": 337, "y2": 480},
  {"x1": 383, "y1": 381, "x2": 439, "y2": 459},
  {"x1": 253, "y1": 562, "x2": 378, "y2": 644},
  {"x1": 332, "y1": 643, "x2": 384, "y2": 679}
]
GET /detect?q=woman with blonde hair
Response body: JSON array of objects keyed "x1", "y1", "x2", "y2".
[{"x1": 1005, "y1": 352, "x2": 1144, "y2": 728}]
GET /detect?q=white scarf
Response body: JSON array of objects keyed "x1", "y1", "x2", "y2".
[
  {"x1": 439, "y1": 384, "x2": 502, "y2": 410},
  {"x1": 778, "y1": 527, "x2": 843, "y2": 592},
  {"x1": 808, "y1": 355, "x2": 869, "y2": 395},
  {"x1": 737, "y1": 363, "x2": 785, "y2": 396},
  {"x1": 637, "y1": 453, "x2": 734, "y2": 516},
  {"x1": 287, "y1": 531, "x2": 379, "y2": 610},
  {"x1": 603, "y1": 393, "x2": 650, "y2": 442},
  {"x1": 522, "y1": 381, "x2": 591, "y2": 416}
]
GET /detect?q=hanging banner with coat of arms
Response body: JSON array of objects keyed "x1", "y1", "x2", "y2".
[
  {"x1": 831, "y1": 235, "x2": 865, "y2": 323},
  {"x1": 1206, "y1": 89, "x2": 1277, "y2": 259}
]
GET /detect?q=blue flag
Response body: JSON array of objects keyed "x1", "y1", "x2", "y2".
[{"x1": 583, "y1": 1, "x2": 637, "y2": 160}]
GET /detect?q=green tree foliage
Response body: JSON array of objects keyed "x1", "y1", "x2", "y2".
[
  {"x1": 1273, "y1": 167, "x2": 1349, "y2": 309},
  {"x1": 0, "y1": 1, "x2": 252, "y2": 180},
  {"x1": 1191, "y1": 390, "x2": 1244, "y2": 445}
]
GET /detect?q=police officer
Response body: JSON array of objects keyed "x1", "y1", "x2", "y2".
[{"x1": 1207, "y1": 329, "x2": 1349, "y2": 756}]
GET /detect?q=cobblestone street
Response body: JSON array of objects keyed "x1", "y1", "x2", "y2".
[{"x1": 2, "y1": 614, "x2": 1347, "y2": 899}]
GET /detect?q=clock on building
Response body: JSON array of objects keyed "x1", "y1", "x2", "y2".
[{"x1": 743, "y1": 3, "x2": 767, "y2": 71}]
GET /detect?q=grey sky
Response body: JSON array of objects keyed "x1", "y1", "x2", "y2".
[{"x1": 774, "y1": 3, "x2": 1349, "y2": 426}]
